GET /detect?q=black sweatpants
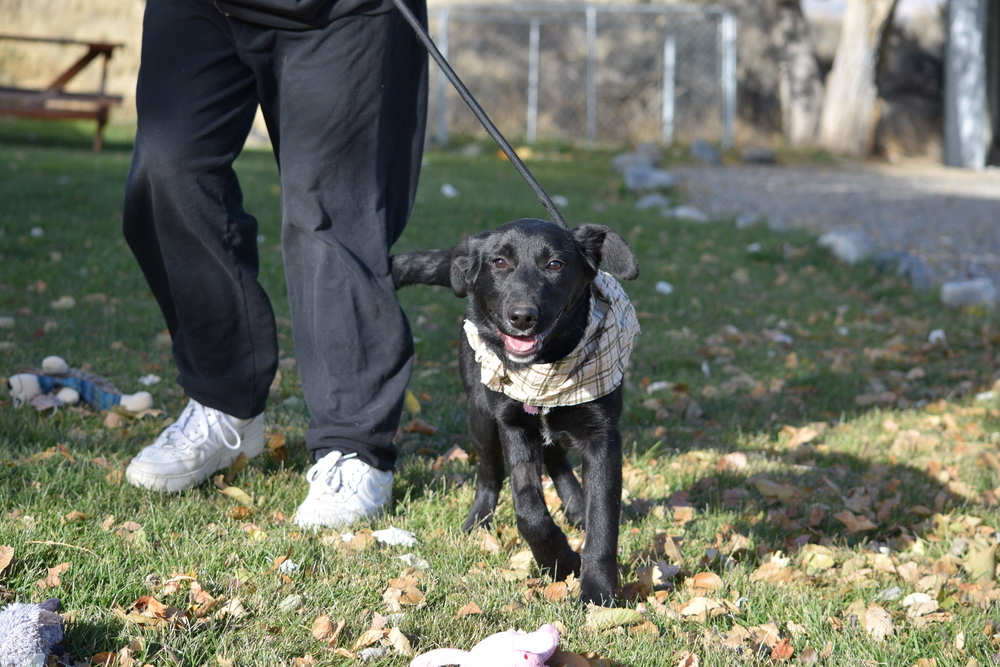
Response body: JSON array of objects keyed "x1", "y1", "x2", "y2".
[{"x1": 122, "y1": 0, "x2": 428, "y2": 471}]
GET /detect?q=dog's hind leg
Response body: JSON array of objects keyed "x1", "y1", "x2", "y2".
[
  {"x1": 461, "y1": 408, "x2": 506, "y2": 532},
  {"x1": 542, "y1": 444, "x2": 585, "y2": 529}
]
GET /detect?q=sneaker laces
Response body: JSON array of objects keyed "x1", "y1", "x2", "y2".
[
  {"x1": 306, "y1": 452, "x2": 362, "y2": 498},
  {"x1": 161, "y1": 400, "x2": 242, "y2": 452}
]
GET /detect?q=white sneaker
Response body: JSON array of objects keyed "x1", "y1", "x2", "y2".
[
  {"x1": 125, "y1": 398, "x2": 265, "y2": 492},
  {"x1": 294, "y1": 451, "x2": 392, "y2": 528}
]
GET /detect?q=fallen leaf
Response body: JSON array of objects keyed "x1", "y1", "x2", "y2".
[
  {"x1": 403, "y1": 418, "x2": 437, "y2": 435},
  {"x1": 770, "y1": 637, "x2": 794, "y2": 661},
  {"x1": 312, "y1": 615, "x2": 346, "y2": 647},
  {"x1": 864, "y1": 603, "x2": 894, "y2": 640},
  {"x1": 543, "y1": 582, "x2": 569, "y2": 602},
  {"x1": 404, "y1": 390, "x2": 421, "y2": 414},
  {"x1": 0, "y1": 546, "x2": 13, "y2": 576},
  {"x1": 965, "y1": 539, "x2": 997, "y2": 581},
  {"x1": 548, "y1": 650, "x2": 591, "y2": 667},
  {"x1": 833, "y1": 510, "x2": 877, "y2": 532},
  {"x1": 455, "y1": 602, "x2": 481, "y2": 617},
  {"x1": 104, "y1": 412, "x2": 124, "y2": 429},
  {"x1": 753, "y1": 477, "x2": 802, "y2": 503},
  {"x1": 433, "y1": 444, "x2": 469, "y2": 471},
  {"x1": 220, "y1": 486, "x2": 254, "y2": 507},
  {"x1": 386, "y1": 627, "x2": 412, "y2": 656},
  {"x1": 679, "y1": 597, "x2": 724, "y2": 623},
  {"x1": 38, "y1": 562, "x2": 69, "y2": 589},
  {"x1": 674, "y1": 651, "x2": 700, "y2": 667},
  {"x1": 690, "y1": 572, "x2": 723, "y2": 591},
  {"x1": 584, "y1": 605, "x2": 643, "y2": 631}
]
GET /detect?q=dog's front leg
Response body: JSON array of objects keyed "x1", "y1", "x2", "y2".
[
  {"x1": 462, "y1": 402, "x2": 506, "y2": 532},
  {"x1": 542, "y1": 444, "x2": 585, "y2": 529},
  {"x1": 503, "y1": 426, "x2": 582, "y2": 581},
  {"x1": 578, "y1": 429, "x2": 623, "y2": 606}
]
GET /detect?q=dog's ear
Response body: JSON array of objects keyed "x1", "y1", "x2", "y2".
[
  {"x1": 571, "y1": 224, "x2": 639, "y2": 281},
  {"x1": 450, "y1": 231, "x2": 490, "y2": 298}
]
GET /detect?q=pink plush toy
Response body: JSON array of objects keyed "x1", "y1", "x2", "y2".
[{"x1": 409, "y1": 624, "x2": 560, "y2": 667}]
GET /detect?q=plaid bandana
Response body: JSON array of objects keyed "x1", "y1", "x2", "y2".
[{"x1": 463, "y1": 271, "x2": 640, "y2": 408}]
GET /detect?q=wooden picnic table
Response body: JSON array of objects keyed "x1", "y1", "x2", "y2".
[{"x1": 0, "y1": 33, "x2": 124, "y2": 151}]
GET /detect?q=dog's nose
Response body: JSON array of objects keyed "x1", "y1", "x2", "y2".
[{"x1": 506, "y1": 306, "x2": 538, "y2": 331}]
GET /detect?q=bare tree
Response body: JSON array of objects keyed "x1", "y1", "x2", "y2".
[
  {"x1": 818, "y1": 0, "x2": 900, "y2": 155},
  {"x1": 774, "y1": 0, "x2": 825, "y2": 146}
]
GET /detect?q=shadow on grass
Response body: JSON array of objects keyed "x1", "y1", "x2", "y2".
[{"x1": 0, "y1": 118, "x2": 134, "y2": 154}]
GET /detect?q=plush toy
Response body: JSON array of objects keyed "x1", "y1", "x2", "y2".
[
  {"x1": 0, "y1": 599, "x2": 65, "y2": 667},
  {"x1": 409, "y1": 624, "x2": 560, "y2": 667},
  {"x1": 6, "y1": 356, "x2": 152, "y2": 412}
]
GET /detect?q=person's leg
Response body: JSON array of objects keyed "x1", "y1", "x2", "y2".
[
  {"x1": 123, "y1": 0, "x2": 278, "y2": 420},
  {"x1": 247, "y1": 3, "x2": 428, "y2": 474},
  {"x1": 122, "y1": 0, "x2": 274, "y2": 492}
]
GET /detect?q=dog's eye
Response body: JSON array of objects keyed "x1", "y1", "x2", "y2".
[
  {"x1": 492, "y1": 258, "x2": 509, "y2": 269},
  {"x1": 546, "y1": 260, "x2": 564, "y2": 271}
]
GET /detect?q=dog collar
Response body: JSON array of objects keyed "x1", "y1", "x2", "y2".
[{"x1": 463, "y1": 271, "x2": 639, "y2": 408}]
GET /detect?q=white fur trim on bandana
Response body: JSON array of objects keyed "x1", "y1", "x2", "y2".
[{"x1": 463, "y1": 271, "x2": 639, "y2": 408}]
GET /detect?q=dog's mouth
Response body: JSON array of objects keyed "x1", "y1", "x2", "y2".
[{"x1": 498, "y1": 331, "x2": 544, "y2": 358}]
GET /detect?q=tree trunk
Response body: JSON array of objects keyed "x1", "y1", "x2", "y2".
[
  {"x1": 818, "y1": 0, "x2": 899, "y2": 155},
  {"x1": 774, "y1": 0, "x2": 824, "y2": 146}
]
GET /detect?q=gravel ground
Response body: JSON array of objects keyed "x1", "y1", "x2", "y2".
[{"x1": 671, "y1": 160, "x2": 1000, "y2": 287}]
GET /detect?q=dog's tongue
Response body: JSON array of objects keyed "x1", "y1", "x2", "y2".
[{"x1": 500, "y1": 332, "x2": 538, "y2": 355}]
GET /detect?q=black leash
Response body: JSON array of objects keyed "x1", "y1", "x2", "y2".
[{"x1": 393, "y1": 0, "x2": 569, "y2": 230}]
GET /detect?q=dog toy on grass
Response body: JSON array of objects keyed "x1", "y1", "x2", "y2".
[
  {"x1": 0, "y1": 599, "x2": 65, "y2": 667},
  {"x1": 6, "y1": 356, "x2": 152, "y2": 412},
  {"x1": 409, "y1": 624, "x2": 560, "y2": 667}
]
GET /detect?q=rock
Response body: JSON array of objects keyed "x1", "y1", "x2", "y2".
[
  {"x1": 623, "y1": 163, "x2": 676, "y2": 191},
  {"x1": 440, "y1": 183, "x2": 460, "y2": 198},
  {"x1": 735, "y1": 213, "x2": 761, "y2": 229},
  {"x1": 740, "y1": 145, "x2": 776, "y2": 164},
  {"x1": 655, "y1": 281, "x2": 675, "y2": 295},
  {"x1": 634, "y1": 193, "x2": 671, "y2": 211},
  {"x1": 818, "y1": 230, "x2": 875, "y2": 265},
  {"x1": 940, "y1": 278, "x2": 996, "y2": 308},
  {"x1": 611, "y1": 142, "x2": 663, "y2": 175},
  {"x1": 633, "y1": 141, "x2": 664, "y2": 166},
  {"x1": 689, "y1": 139, "x2": 722, "y2": 165},
  {"x1": 874, "y1": 250, "x2": 932, "y2": 292},
  {"x1": 551, "y1": 195, "x2": 569, "y2": 207},
  {"x1": 0, "y1": 316, "x2": 13, "y2": 329},
  {"x1": 664, "y1": 205, "x2": 709, "y2": 222}
]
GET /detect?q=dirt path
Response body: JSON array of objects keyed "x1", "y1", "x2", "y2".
[{"x1": 671, "y1": 160, "x2": 1000, "y2": 287}]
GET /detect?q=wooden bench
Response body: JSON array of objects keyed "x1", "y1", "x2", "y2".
[{"x1": 0, "y1": 34, "x2": 124, "y2": 151}]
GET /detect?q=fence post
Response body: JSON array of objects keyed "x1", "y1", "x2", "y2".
[
  {"x1": 586, "y1": 6, "x2": 597, "y2": 145},
  {"x1": 662, "y1": 34, "x2": 676, "y2": 145},
  {"x1": 436, "y1": 6, "x2": 451, "y2": 147},
  {"x1": 718, "y1": 11, "x2": 737, "y2": 150},
  {"x1": 527, "y1": 18, "x2": 540, "y2": 144}
]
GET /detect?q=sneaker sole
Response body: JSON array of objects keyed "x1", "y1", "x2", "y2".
[{"x1": 125, "y1": 428, "x2": 266, "y2": 493}]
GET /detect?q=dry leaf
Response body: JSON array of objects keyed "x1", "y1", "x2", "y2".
[
  {"x1": 312, "y1": 615, "x2": 346, "y2": 647},
  {"x1": 404, "y1": 390, "x2": 421, "y2": 414},
  {"x1": 220, "y1": 486, "x2": 254, "y2": 507},
  {"x1": 690, "y1": 572, "x2": 723, "y2": 590},
  {"x1": 548, "y1": 650, "x2": 591, "y2": 667},
  {"x1": 433, "y1": 444, "x2": 469, "y2": 471},
  {"x1": 0, "y1": 546, "x2": 13, "y2": 576},
  {"x1": 679, "y1": 597, "x2": 725, "y2": 623},
  {"x1": 543, "y1": 582, "x2": 569, "y2": 602},
  {"x1": 864, "y1": 603, "x2": 894, "y2": 640},
  {"x1": 38, "y1": 562, "x2": 69, "y2": 589},
  {"x1": 477, "y1": 531, "x2": 502, "y2": 555},
  {"x1": 403, "y1": 418, "x2": 437, "y2": 435},
  {"x1": 833, "y1": 510, "x2": 877, "y2": 532},
  {"x1": 770, "y1": 637, "x2": 794, "y2": 661},
  {"x1": 455, "y1": 602, "x2": 481, "y2": 617},
  {"x1": 104, "y1": 412, "x2": 124, "y2": 429},
  {"x1": 674, "y1": 651, "x2": 700, "y2": 667},
  {"x1": 584, "y1": 605, "x2": 643, "y2": 631},
  {"x1": 64, "y1": 511, "x2": 87, "y2": 523}
]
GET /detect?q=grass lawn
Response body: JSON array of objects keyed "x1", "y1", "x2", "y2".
[{"x1": 2, "y1": 118, "x2": 1000, "y2": 667}]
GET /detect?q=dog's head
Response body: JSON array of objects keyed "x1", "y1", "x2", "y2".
[{"x1": 451, "y1": 218, "x2": 638, "y2": 365}]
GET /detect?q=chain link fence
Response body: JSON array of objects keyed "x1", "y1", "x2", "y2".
[{"x1": 427, "y1": 2, "x2": 736, "y2": 148}]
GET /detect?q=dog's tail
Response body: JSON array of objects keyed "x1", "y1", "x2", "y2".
[{"x1": 390, "y1": 248, "x2": 453, "y2": 289}]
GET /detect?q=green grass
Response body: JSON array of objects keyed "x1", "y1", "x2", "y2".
[{"x1": 3, "y1": 118, "x2": 1000, "y2": 667}]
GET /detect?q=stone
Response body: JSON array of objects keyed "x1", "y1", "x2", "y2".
[
  {"x1": 740, "y1": 145, "x2": 776, "y2": 164},
  {"x1": 624, "y1": 163, "x2": 676, "y2": 191},
  {"x1": 940, "y1": 278, "x2": 996, "y2": 308},
  {"x1": 634, "y1": 193, "x2": 671, "y2": 211},
  {"x1": 0, "y1": 316, "x2": 14, "y2": 329},
  {"x1": 874, "y1": 250, "x2": 932, "y2": 292},
  {"x1": 633, "y1": 141, "x2": 664, "y2": 166},
  {"x1": 735, "y1": 213, "x2": 762, "y2": 229},
  {"x1": 611, "y1": 152, "x2": 653, "y2": 175},
  {"x1": 689, "y1": 139, "x2": 722, "y2": 165},
  {"x1": 664, "y1": 205, "x2": 709, "y2": 222},
  {"x1": 818, "y1": 230, "x2": 876, "y2": 265}
]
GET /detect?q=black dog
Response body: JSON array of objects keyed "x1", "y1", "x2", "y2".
[{"x1": 392, "y1": 218, "x2": 639, "y2": 605}]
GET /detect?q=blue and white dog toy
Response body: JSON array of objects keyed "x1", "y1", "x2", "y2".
[
  {"x1": 0, "y1": 599, "x2": 64, "y2": 667},
  {"x1": 6, "y1": 356, "x2": 152, "y2": 412}
]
